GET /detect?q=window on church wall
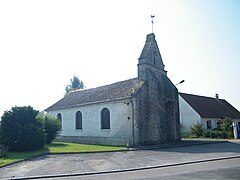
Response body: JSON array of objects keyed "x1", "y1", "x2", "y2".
[
  {"x1": 101, "y1": 108, "x2": 110, "y2": 129},
  {"x1": 75, "y1": 111, "x2": 82, "y2": 129},
  {"x1": 57, "y1": 113, "x2": 62, "y2": 128}
]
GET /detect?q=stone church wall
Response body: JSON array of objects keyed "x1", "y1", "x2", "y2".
[
  {"x1": 132, "y1": 81, "x2": 149, "y2": 145},
  {"x1": 47, "y1": 98, "x2": 134, "y2": 146},
  {"x1": 137, "y1": 33, "x2": 181, "y2": 144}
]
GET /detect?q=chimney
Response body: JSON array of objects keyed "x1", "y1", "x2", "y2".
[{"x1": 215, "y1": 93, "x2": 219, "y2": 100}]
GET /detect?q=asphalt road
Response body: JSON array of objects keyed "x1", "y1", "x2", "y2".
[
  {"x1": 49, "y1": 157, "x2": 240, "y2": 180},
  {"x1": 1, "y1": 140, "x2": 240, "y2": 180}
]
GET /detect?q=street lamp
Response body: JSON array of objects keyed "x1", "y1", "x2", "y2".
[{"x1": 175, "y1": 80, "x2": 185, "y2": 86}]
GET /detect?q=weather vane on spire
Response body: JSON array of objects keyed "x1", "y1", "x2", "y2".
[{"x1": 151, "y1": 15, "x2": 155, "y2": 33}]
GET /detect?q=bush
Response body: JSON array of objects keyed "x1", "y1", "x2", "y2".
[
  {"x1": 191, "y1": 122, "x2": 204, "y2": 137},
  {"x1": 202, "y1": 118, "x2": 234, "y2": 139},
  {"x1": 1, "y1": 106, "x2": 45, "y2": 151},
  {"x1": 0, "y1": 145, "x2": 8, "y2": 158},
  {"x1": 218, "y1": 117, "x2": 233, "y2": 138},
  {"x1": 37, "y1": 115, "x2": 61, "y2": 144},
  {"x1": 218, "y1": 118, "x2": 232, "y2": 130},
  {"x1": 0, "y1": 122, "x2": 2, "y2": 144},
  {"x1": 203, "y1": 130, "x2": 211, "y2": 138}
]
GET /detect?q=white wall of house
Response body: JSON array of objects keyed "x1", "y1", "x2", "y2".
[
  {"x1": 202, "y1": 118, "x2": 219, "y2": 130},
  {"x1": 46, "y1": 98, "x2": 133, "y2": 146},
  {"x1": 179, "y1": 95, "x2": 202, "y2": 134}
]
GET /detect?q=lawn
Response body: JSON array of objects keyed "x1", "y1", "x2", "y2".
[{"x1": 0, "y1": 142, "x2": 127, "y2": 167}]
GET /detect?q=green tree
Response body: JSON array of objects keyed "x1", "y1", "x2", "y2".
[
  {"x1": 218, "y1": 117, "x2": 233, "y2": 138},
  {"x1": 1, "y1": 106, "x2": 45, "y2": 151},
  {"x1": 37, "y1": 115, "x2": 61, "y2": 144},
  {"x1": 191, "y1": 122, "x2": 204, "y2": 137},
  {"x1": 65, "y1": 75, "x2": 84, "y2": 95}
]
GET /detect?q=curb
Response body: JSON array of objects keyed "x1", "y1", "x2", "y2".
[
  {"x1": 129, "y1": 139, "x2": 228, "y2": 151},
  {"x1": 10, "y1": 155, "x2": 240, "y2": 180}
]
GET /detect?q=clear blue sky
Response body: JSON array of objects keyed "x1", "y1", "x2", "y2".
[{"x1": 0, "y1": 0, "x2": 239, "y2": 117}]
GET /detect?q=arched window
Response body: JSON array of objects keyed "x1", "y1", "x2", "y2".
[
  {"x1": 57, "y1": 113, "x2": 62, "y2": 127},
  {"x1": 101, "y1": 108, "x2": 110, "y2": 129},
  {"x1": 75, "y1": 111, "x2": 82, "y2": 129}
]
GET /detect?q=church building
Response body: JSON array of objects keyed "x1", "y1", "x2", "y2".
[{"x1": 46, "y1": 33, "x2": 181, "y2": 146}]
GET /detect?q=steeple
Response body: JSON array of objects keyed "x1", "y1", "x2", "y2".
[
  {"x1": 138, "y1": 33, "x2": 166, "y2": 80},
  {"x1": 136, "y1": 33, "x2": 180, "y2": 145}
]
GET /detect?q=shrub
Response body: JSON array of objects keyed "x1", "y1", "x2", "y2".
[
  {"x1": 1, "y1": 106, "x2": 45, "y2": 151},
  {"x1": 203, "y1": 130, "x2": 211, "y2": 138},
  {"x1": 191, "y1": 122, "x2": 204, "y2": 137},
  {"x1": 219, "y1": 117, "x2": 232, "y2": 130},
  {"x1": 0, "y1": 145, "x2": 8, "y2": 158},
  {"x1": 37, "y1": 115, "x2": 61, "y2": 144},
  {"x1": 210, "y1": 130, "x2": 224, "y2": 138},
  {"x1": 0, "y1": 121, "x2": 2, "y2": 144},
  {"x1": 203, "y1": 118, "x2": 234, "y2": 139},
  {"x1": 218, "y1": 117, "x2": 233, "y2": 138}
]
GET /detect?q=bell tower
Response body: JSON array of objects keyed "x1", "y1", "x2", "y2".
[
  {"x1": 138, "y1": 33, "x2": 166, "y2": 81},
  {"x1": 136, "y1": 33, "x2": 181, "y2": 144}
]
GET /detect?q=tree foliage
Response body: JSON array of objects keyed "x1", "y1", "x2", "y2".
[
  {"x1": 218, "y1": 117, "x2": 233, "y2": 132},
  {"x1": 65, "y1": 75, "x2": 84, "y2": 95},
  {"x1": 37, "y1": 115, "x2": 61, "y2": 144},
  {"x1": 190, "y1": 122, "x2": 204, "y2": 137},
  {"x1": 1, "y1": 106, "x2": 45, "y2": 151},
  {"x1": 217, "y1": 117, "x2": 233, "y2": 138}
]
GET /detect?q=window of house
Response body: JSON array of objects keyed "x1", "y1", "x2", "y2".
[
  {"x1": 101, "y1": 108, "x2": 110, "y2": 129},
  {"x1": 57, "y1": 113, "x2": 62, "y2": 128},
  {"x1": 207, "y1": 120, "x2": 212, "y2": 129},
  {"x1": 75, "y1": 111, "x2": 82, "y2": 129}
]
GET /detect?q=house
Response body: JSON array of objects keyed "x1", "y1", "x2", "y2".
[
  {"x1": 46, "y1": 33, "x2": 181, "y2": 146},
  {"x1": 179, "y1": 92, "x2": 240, "y2": 134}
]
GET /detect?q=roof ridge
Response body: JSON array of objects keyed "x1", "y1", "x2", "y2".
[
  {"x1": 68, "y1": 78, "x2": 138, "y2": 95},
  {"x1": 46, "y1": 77, "x2": 140, "y2": 111},
  {"x1": 179, "y1": 92, "x2": 225, "y2": 101}
]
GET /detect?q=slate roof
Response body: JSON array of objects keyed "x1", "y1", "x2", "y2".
[
  {"x1": 179, "y1": 93, "x2": 240, "y2": 119},
  {"x1": 46, "y1": 78, "x2": 143, "y2": 111}
]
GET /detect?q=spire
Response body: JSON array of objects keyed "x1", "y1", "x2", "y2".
[{"x1": 138, "y1": 33, "x2": 165, "y2": 70}]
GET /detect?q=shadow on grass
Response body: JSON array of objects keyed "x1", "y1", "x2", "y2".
[
  {"x1": 45, "y1": 142, "x2": 69, "y2": 148},
  {"x1": 0, "y1": 143, "x2": 68, "y2": 166},
  {"x1": 1, "y1": 142, "x2": 127, "y2": 167}
]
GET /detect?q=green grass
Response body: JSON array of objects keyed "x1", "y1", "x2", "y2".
[{"x1": 0, "y1": 142, "x2": 127, "y2": 167}]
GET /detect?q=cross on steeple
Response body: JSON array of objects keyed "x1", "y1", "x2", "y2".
[{"x1": 151, "y1": 15, "x2": 155, "y2": 33}]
